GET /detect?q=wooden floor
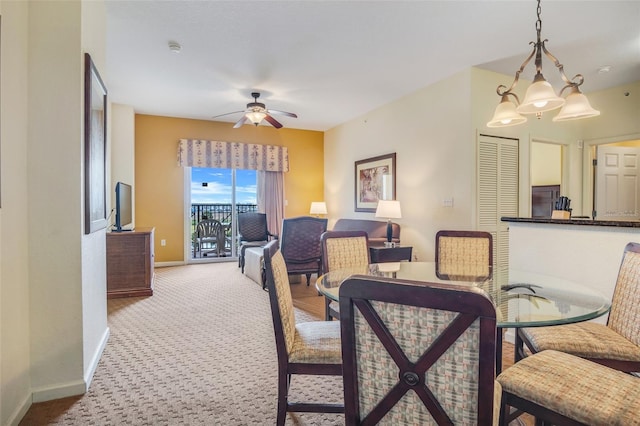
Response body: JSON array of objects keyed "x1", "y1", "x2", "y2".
[{"x1": 289, "y1": 278, "x2": 535, "y2": 426}]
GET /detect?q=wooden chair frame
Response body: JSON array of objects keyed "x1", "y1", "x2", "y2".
[
  {"x1": 339, "y1": 276, "x2": 497, "y2": 425},
  {"x1": 263, "y1": 240, "x2": 343, "y2": 425},
  {"x1": 515, "y1": 241, "x2": 640, "y2": 372}
]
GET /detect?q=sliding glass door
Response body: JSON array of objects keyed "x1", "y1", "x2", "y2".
[{"x1": 189, "y1": 167, "x2": 257, "y2": 262}]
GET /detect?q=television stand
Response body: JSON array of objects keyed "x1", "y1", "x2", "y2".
[{"x1": 106, "y1": 227, "x2": 154, "y2": 298}]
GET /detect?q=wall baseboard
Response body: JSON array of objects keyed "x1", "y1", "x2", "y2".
[
  {"x1": 155, "y1": 260, "x2": 185, "y2": 268},
  {"x1": 6, "y1": 392, "x2": 32, "y2": 426}
]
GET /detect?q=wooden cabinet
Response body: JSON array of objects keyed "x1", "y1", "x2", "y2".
[
  {"x1": 106, "y1": 227, "x2": 155, "y2": 298},
  {"x1": 369, "y1": 246, "x2": 413, "y2": 263}
]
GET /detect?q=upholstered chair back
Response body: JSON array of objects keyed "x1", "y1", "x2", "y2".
[
  {"x1": 339, "y1": 276, "x2": 498, "y2": 425},
  {"x1": 264, "y1": 241, "x2": 296, "y2": 356},
  {"x1": 321, "y1": 231, "x2": 370, "y2": 274},
  {"x1": 238, "y1": 212, "x2": 271, "y2": 242},
  {"x1": 435, "y1": 230, "x2": 493, "y2": 280},
  {"x1": 608, "y1": 242, "x2": 640, "y2": 346}
]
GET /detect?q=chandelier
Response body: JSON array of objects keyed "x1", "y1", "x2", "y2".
[{"x1": 487, "y1": 0, "x2": 600, "y2": 128}]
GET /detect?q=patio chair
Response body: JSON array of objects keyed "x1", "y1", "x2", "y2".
[
  {"x1": 263, "y1": 240, "x2": 343, "y2": 425},
  {"x1": 435, "y1": 230, "x2": 493, "y2": 280},
  {"x1": 237, "y1": 212, "x2": 277, "y2": 273},
  {"x1": 194, "y1": 219, "x2": 225, "y2": 258},
  {"x1": 320, "y1": 230, "x2": 369, "y2": 320},
  {"x1": 339, "y1": 275, "x2": 500, "y2": 425},
  {"x1": 279, "y1": 216, "x2": 328, "y2": 285},
  {"x1": 516, "y1": 241, "x2": 640, "y2": 372}
]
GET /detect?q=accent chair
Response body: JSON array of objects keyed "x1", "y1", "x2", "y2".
[{"x1": 279, "y1": 216, "x2": 328, "y2": 285}]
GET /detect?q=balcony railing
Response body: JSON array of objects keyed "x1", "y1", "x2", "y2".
[{"x1": 191, "y1": 203, "x2": 258, "y2": 258}]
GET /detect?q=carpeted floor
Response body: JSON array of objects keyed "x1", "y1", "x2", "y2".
[{"x1": 20, "y1": 262, "x2": 530, "y2": 425}]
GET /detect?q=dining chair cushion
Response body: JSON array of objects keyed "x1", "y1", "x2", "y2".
[
  {"x1": 289, "y1": 321, "x2": 342, "y2": 364},
  {"x1": 497, "y1": 350, "x2": 640, "y2": 425},
  {"x1": 520, "y1": 321, "x2": 640, "y2": 362}
]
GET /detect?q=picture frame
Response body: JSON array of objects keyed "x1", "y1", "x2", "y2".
[
  {"x1": 354, "y1": 153, "x2": 396, "y2": 212},
  {"x1": 84, "y1": 53, "x2": 108, "y2": 234}
]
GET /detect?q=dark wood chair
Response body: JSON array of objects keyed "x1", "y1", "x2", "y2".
[
  {"x1": 320, "y1": 230, "x2": 369, "y2": 321},
  {"x1": 435, "y1": 230, "x2": 493, "y2": 281},
  {"x1": 263, "y1": 240, "x2": 343, "y2": 425},
  {"x1": 237, "y1": 212, "x2": 276, "y2": 272},
  {"x1": 515, "y1": 241, "x2": 640, "y2": 372},
  {"x1": 339, "y1": 275, "x2": 499, "y2": 425},
  {"x1": 279, "y1": 216, "x2": 328, "y2": 285}
]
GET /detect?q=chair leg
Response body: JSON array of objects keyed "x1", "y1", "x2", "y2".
[
  {"x1": 276, "y1": 371, "x2": 289, "y2": 426},
  {"x1": 324, "y1": 298, "x2": 331, "y2": 321},
  {"x1": 305, "y1": 274, "x2": 311, "y2": 286}
]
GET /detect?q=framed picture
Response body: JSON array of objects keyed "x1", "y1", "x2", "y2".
[
  {"x1": 354, "y1": 153, "x2": 396, "y2": 212},
  {"x1": 84, "y1": 53, "x2": 108, "y2": 234}
]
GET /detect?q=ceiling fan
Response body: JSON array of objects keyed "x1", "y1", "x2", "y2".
[{"x1": 212, "y1": 92, "x2": 298, "y2": 129}]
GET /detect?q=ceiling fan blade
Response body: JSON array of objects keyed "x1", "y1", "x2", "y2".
[
  {"x1": 263, "y1": 114, "x2": 283, "y2": 129},
  {"x1": 212, "y1": 110, "x2": 244, "y2": 119},
  {"x1": 267, "y1": 109, "x2": 297, "y2": 118},
  {"x1": 233, "y1": 115, "x2": 248, "y2": 128}
]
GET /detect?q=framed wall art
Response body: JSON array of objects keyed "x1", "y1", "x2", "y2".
[
  {"x1": 84, "y1": 53, "x2": 108, "y2": 234},
  {"x1": 354, "y1": 153, "x2": 396, "y2": 212}
]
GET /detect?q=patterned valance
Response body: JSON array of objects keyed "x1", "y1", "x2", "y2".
[{"x1": 177, "y1": 139, "x2": 289, "y2": 172}]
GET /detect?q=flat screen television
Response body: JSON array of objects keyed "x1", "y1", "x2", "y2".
[{"x1": 114, "y1": 182, "x2": 133, "y2": 232}]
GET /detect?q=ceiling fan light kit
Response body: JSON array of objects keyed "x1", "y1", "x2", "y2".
[
  {"x1": 487, "y1": 0, "x2": 600, "y2": 128},
  {"x1": 212, "y1": 92, "x2": 298, "y2": 129}
]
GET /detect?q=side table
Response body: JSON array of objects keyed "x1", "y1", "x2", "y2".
[{"x1": 369, "y1": 246, "x2": 413, "y2": 263}]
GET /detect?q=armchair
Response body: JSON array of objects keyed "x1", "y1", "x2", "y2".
[
  {"x1": 279, "y1": 216, "x2": 328, "y2": 285},
  {"x1": 237, "y1": 212, "x2": 276, "y2": 273}
]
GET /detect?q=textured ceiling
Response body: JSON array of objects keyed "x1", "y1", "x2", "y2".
[{"x1": 106, "y1": 1, "x2": 640, "y2": 131}]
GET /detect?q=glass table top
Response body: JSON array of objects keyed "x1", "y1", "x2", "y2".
[{"x1": 315, "y1": 262, "x2": 611, "y2": 328}]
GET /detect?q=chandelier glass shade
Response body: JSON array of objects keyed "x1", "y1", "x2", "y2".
[
  {"x1": 246, "y1": 111, "x2": 267, "y2": 125},
  {"x1": 487, "y1": 0, "x2": 600, "y2": 127}
]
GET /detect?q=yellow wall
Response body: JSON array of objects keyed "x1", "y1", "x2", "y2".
[{"x1": 135, "y1": 115, "x2": 324, "y2": 262}]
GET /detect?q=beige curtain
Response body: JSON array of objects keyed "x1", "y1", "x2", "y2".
[
  {"x1": 177, "y1": 139, "x2": 289, "y2": 172},
  {"x1": 257, "y1": 171, "x2": 284, "y2": 237}
]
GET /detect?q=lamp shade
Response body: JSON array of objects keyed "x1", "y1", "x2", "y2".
[
  {"x1": 487, "y1": 96, "x2": 528, "y2": 128},
  {"x1": 517, "y1": 76, "x2": 565, "y2": 114},
  {"x1": 246, "y1": 111, "x2": 266, "y2": 125},
  {"x1": 552, "y1": 87, "x2": 600, "y2": 122},
  {"x1": 309, "y1": 201, "x2": 327, "y2": 215},
  {"x1": 375, "y1": 200, "x2": 402, "y2": 219}
]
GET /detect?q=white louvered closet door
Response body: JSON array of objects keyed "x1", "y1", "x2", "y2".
[{"x1": 477, "y1": 134, "x2": 519, "y2": 274}]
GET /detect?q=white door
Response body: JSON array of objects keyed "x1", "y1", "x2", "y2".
[
  {"x1": 477, "y1": 134, "x2": 519, "y2": 273},
  {"x1": 595, "y1": 146, "x2": 640, "y2": 221}
]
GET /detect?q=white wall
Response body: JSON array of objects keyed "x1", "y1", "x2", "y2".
[
  {"x1": 531, "y1": 143, "x2": 562, "y2": 186},
  {"x1": 1, "y1": 1, "x2": 32, "y2": 424},
  {"x1": 326, "y1": 67, "x2": 638, "y2": 261},
  {"x1": 110, "y1": 104, "x2": 135, "y2": 229},
  {"x1": 1, "y1": 1, "x2": 109, "y2": 424},
  {"x1": 325, "y1": 69, "x2": 475, "y2": 262}
]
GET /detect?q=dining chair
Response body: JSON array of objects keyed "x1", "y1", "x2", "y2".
[
  {"x1": 320, "y1": 230, "x2": 370, "y2": 321},
  {"x1": 279, "y1": 216, "x2": 328, "y2": 285},
  {"x1": 497, "y1": 349, "x2": 640, "y2": 425},
  {"x1": 194, "y1": 219, "x2": 226, "y2": 258},
  {"x1": 263, "y1": 240, "x2": 343, "y2": 425},
  {"x1": 339, "y1": 275, "x2": 501, "y2": 425},
  {"x1": 435, "y1": 230, "x2": 493, "y2": 281},
  {"x1": 237, "y1": 212, "x2": 277, "y2": 273},
  {"x1": 515, "y1": 241, "x2": 640, "y2": 372}
]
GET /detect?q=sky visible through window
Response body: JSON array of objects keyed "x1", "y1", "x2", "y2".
[{"x1": 191, "y1": 168, "x2": 257, "y2": 204}]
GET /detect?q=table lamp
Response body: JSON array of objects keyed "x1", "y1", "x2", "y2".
[
  {"x1": 375, "y1": 200, "x2": 401, "y2": 247},
  {"x1": 309, "y1": 201, "x2": 327, "y2": 217}
]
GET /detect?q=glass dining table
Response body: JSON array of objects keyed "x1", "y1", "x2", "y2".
[{"x1": 315, "y1": 261, "x2": 612, "y2": 373}]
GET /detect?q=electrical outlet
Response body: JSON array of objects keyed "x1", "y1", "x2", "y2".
[
  {"x1": 161, "y1": 239, "x2": 166, "y2": 246},
  {"x1": 443, "y1": 197, "x2": 454, "y2": 207}
]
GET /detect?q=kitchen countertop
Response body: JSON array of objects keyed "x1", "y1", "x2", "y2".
[{"x1": 501, "y1": 217, "x2": 640, "y2": 228}]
